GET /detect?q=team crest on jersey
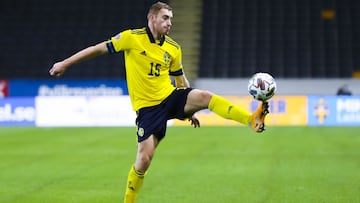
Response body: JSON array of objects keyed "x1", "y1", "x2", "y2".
[{"x1": 164, "y1": 52, "x2": 171, "y2": 66}]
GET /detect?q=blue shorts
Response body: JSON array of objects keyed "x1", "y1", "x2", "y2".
[{"x1": 136, "y1": 88, "x2": 193, "y2": 142}]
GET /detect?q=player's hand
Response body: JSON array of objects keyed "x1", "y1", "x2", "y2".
[
  {"x1": 49, "y1": 61, "x2": 67, "y2": 77},
  {"x1": 189, "y1": 115, "x2": 200, "y2": 128}
]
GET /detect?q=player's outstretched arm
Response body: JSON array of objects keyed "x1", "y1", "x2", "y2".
[{"x1": 49, "y1": 41, "x2": 109, "y2": 77}]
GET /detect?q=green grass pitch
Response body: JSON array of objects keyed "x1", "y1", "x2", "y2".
[{"x1": 0, "y1": 126, "x2": 359, "y2": 203}]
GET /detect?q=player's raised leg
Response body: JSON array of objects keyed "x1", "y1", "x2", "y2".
[
  {"x1": 208, "y1": 94, "x2": 252, "y2": 125},
  {"x1": 250, "y1": 102, "x2": 269, "y2": 132},
  {"x1": 184, "y1": 89, "x2": 269, "y2": 132}
]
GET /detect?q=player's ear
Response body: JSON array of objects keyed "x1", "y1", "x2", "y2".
[
  {"x1": 147, "y1": 13, "x2": 153, "y2": 21},
  {"x1": 148, "y1": 13, "x2": 157, "y2": 22}
]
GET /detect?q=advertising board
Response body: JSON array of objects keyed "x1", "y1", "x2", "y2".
[
  {"x1": 308, "y1": 96, "x2": 360, "y2": 126},
  {"x1": 0, "y1": 97, "x2": 36, "y2": 126},
  {"x1": 35, "y1": 96, "x2": 135, "y2": 127},
  {"x1": 9, "y1": 79, "x2": 128, "y2": 96},
  {"x1": 0, "y1": 80, "x2": 8, "y2": 97}
]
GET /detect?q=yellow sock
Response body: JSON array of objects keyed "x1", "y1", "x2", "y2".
[
  {"x1": 124, "y1": 165, "x2": 146, "y2": 203},
  {"x1": 208, "y1": 94, "x2": 251, "y2": 125}
]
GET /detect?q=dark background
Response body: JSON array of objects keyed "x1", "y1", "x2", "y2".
[{"x1": 1, "y1": 0, "x2": 359, "y2": 79}]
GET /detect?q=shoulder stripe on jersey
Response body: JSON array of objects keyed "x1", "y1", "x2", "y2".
[
  {"x1": 165, "y1": 38, "x2": 180, "y2": 49},
  {"x1": 165, "y1": 37, "x2": 177, "y2": 44},
  {"x1": 131, "y1": 31, "x2": 147, "y2": 35},
  {"x1": 106, "y1": 41, "x2": 116, "y2": 54},
  {"x1": 131, "y1": 28, "x2": 146, "y2": 35},
  {"x1": 169, "y1": 69, "x2": 183, "y2": 76}
]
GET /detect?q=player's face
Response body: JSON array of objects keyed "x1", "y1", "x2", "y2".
[{"x1": 153, "y1": 8, "x2": 173, "y2": 35}]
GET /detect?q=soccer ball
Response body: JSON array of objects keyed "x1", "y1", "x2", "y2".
[{"x1": 248, "y1": 72, "x2": 276, "y2": 101}]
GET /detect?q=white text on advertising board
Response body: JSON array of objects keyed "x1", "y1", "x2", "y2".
[
  {"x1": 0, "y1": 103, "x2": 36, "y2": 121},
  {"x1": 337, "y1": 98, "x2": 360, "y2": 123}
]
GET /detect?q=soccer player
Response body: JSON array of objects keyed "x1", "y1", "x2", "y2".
[{"x1": 49, "y1": 2, "x2": 269, "y2": 202}]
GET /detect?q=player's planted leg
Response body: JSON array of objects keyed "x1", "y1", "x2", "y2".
[
  {"x1": 124, "y1": 134, "x2": 157, "y2": 203},
  {"x1": 124, "y1": 165, "x2": 146, "y2": 203}
]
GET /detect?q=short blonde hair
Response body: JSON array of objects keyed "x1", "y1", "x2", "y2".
[{"x1": 147, "y1": 1, "x2": 172, "y2": 19}]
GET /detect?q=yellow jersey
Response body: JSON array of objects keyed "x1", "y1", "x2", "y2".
[{"x1": 106, "y1": 27, "x2": 184, "y2": 111}]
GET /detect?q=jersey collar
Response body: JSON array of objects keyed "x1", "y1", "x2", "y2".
[{"x1": 146, "y1": 26, "x2": 165, "y2": 46}]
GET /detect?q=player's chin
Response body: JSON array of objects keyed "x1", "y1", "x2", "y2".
[{"x1": 163, "y1": 28, "x2": 170, "y2": 35}]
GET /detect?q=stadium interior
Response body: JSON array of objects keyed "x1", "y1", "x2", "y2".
[{"x1": 1, "y1": 0, "x2": 360, "y2": 81}]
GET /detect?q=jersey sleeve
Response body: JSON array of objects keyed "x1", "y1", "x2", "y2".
[
  {"x1": 106, "y1": 29, "x2": 133, "y2": 54},
  {"x1": 169, "y1": 46, "x2": 184, "y2": 76}
]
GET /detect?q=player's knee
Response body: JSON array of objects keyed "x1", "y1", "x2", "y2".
[
  {"x1": 136, "y1": 153, "x2": 153, "y2": 171},
  {"x1": 199, "y1": 90, "x2": 213, "y2": 106},
  {"x1": 186, "y1": 89, "x2": 214, "y2": 112}
]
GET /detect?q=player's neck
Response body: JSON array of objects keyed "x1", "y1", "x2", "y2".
[{"x1": 148, "y1": 24, "x2": 162, "y2": 40}]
